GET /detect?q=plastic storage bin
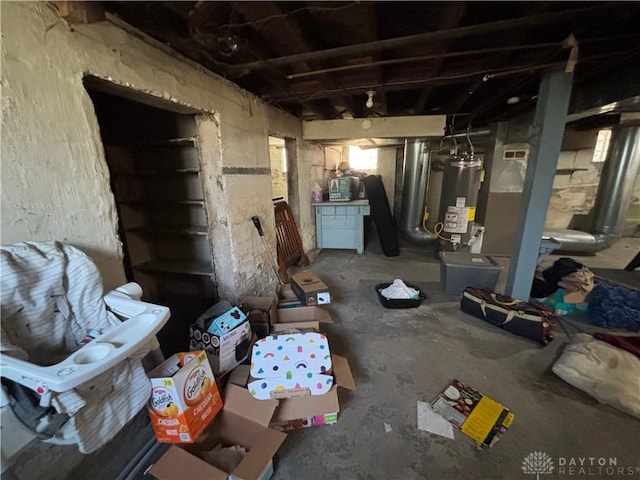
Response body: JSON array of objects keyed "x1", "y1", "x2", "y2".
[{"x1": 439, "y1": 252, "x2": 501, "y2": 295}]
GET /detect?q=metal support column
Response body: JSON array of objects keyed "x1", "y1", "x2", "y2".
[{"x1": 505, "y1": 68, "x2": 574, "y2": 299}]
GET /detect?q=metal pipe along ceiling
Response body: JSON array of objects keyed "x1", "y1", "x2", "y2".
[
  {"x1": 544, "y1": 123, "x2": 640, "y2": 253},
  {"x1": 398, "y1": 138, "x2": 438, "y2": 245}
]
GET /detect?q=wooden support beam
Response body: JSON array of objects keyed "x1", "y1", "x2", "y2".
[
  {"x1": 228, "y1": 4, "x2": 620, "y2": 73},
  {"x1": 448, "y1": 3, "x2": 550, "y2": 115},
  {"x1": 269, "y1": 60, "x2": 565, "y2": 104},
  {"x1": 234, "y1": 2, "x2": 341, "y2": 119},
  {"x1": 412, "y1": 2, "x2": 468, "y2": 115},
  {"x1": 54, "y1": 1, "x2": 104, "y2": 24},
  {"x1": 467, "y1": 6, "x2": 640, "y2": 126},
  {"x1": 303, "y1": 115, "x2": 446, "y2": 141}
]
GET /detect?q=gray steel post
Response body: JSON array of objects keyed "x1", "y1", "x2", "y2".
[{"x1": 505, "y1": 68, "x2": 574, "y2": 299}]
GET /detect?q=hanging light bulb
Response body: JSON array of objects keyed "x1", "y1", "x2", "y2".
[{"x1": 365, "y1": 90, "x2": 375, "y2": 109}]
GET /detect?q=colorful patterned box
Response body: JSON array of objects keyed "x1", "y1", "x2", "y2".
[{"x1": 248, "y1": 332, "x2": 333, "y2": 399}]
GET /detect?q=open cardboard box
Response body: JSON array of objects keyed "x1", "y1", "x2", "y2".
[
  {"x1": 240, "y1": 296, "x2": 277, "y2": 338},
  {"x1": 272, "y1": 305, "x2": 333, "y2": 333},
  {"x1": 149, "y1": 384, "x2": 286, "y2": 480},
  {"x1": 270, "y1": 353, "x2": 355, "y2": 431},
  {"x1": 229, "y1": 353, "x2": 356, "y2": 432},
  {"x1": 277, "y1": 284, "x2": 304, "y2": 309},
  {"x1": 241, "y1": 293, "x2": 334, "y2": 334}
]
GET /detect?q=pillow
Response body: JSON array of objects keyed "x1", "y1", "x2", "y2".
[{"x1": 552, "y1": 333, "x2": 640, "y2": 418}]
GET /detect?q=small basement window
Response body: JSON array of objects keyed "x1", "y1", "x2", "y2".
[
  {"x1": 592, "y1": 129, "x2": 611, "y2": 163},
  {"x1": 348, "y1": 146, "x2": 378, "y2": 171}
]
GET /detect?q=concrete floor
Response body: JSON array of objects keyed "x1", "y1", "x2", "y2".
[
  {"x1": 6, "y1": 237, "x2": 639, "y2": 480},
  {"x1": 273, "y1": 237, "x2": 640, "y2": 480}
]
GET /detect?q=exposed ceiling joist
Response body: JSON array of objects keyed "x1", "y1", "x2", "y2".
[
  {"x1": 104, "y1": 1, "x2": 640, "y2": 124},
  {"x1": 412, "y1": 1, "x2": 468, "y2": 115},
  {"x1": 228, "y1": 4, "x2": 621, "y2": 74},
  {"x1": 268, "y1": 60, "x2": 568, "y2": 104},
  {"x1": 467, "y1": 7, "x2": 640, "y2": 126},
  {"x1": 448, "y1": 2, "x2": 552, "y2": 115}
]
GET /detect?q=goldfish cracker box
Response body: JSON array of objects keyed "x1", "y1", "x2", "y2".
[{"x1": 147, "y1": 351, "x2": 223, "y2": 443}]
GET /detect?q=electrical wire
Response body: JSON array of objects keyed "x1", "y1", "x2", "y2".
[
  {"x1": 218, "y1": 2, "x2": 361, "y2": 29},
  {"x1": 466, "y1": 124, "x2": 474, "y2": 157},
  {"x1": 449, "y1": 117, "x2": 458, "y2": 151}
]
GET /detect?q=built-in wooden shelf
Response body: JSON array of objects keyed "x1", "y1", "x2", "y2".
[{"x1": 133, "y1": 259, "x2": 212, "y2": 276}]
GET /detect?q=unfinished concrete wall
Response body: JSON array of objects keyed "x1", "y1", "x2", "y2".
[
  {"x1": 297, "y1": 142, "x2": 326, "y2": 250},
  {"x1": 1, "y1": 2, "x2": 315, "y2": 300}
]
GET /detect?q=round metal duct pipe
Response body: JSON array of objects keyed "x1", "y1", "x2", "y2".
[
  {"x1": 544, "y1": 123, "x2": 640, "y2": 253},
  {"x1": 591, "y1": 124, "x2": 640, "y2": 235},
  {"x1": 398, "y1": 138, "x2": 437, "y2": 245},
  {"x1": 543, "y1": 229, "x2": 616, "y2": 254}
]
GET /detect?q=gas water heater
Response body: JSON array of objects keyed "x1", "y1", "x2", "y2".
[{"x1": 438, "y1": 152, "x2": 484, "y2": 248}]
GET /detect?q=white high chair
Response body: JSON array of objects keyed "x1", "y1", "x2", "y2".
[{"x1": 0, "y1": 242, "x2": 170, "y2": 467}]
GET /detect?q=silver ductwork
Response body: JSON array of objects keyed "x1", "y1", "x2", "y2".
[
  {"x1": 544, "y1": 124, "x2": 640, "y2": 253},
  {"x1": 591, "y1": 124, "x2": 640, "y2": 235},
  {"x1": 398, "y1": 138, "x2": 437, "y2": 245},
  {"x1": 542, "y1": 230, "x2": 616, "y2": 254}
]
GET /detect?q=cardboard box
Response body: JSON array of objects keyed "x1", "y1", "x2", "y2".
[
  {"x1": 240, "y1": 296, "x2": 277, "y2": 339},
  {"x1": 329, "y1": 177, "x2": 360, "y2": 201},
  {"x1": 229, "y1": 353, "x2": 356, "y2": 432},
  {"x1": 242, "y1": 292, "x2": 334, "y2": 334},
  {"x1": 248, "y1": 332, "x2": 333, "y2": 400},
  {"x1": 147, "y1": 351, "x2": 223, "y2": 444},
  {"x1": 190, "y1": 305, "x2": 253, "y2": 376},
  {"x1": 276, "y1": 283, "x2": 304, "y2": 309},
  {"x1": 270, "y1": 354, "x2": 355, "y2": 431},
  {"x1": 290, "y1": 271, "x2": 331, "y2": 306},
  {"x1": 272, "y1": 305, "x2": 333, "y2": 333},
  {"x1": 431, "y1": 379, "x2": 514, "y2": 448},
  {"x1": 149, "y1": 384, "x2": 286, "y2": 480}
]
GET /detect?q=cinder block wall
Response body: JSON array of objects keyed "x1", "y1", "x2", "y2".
[
  {"x1": 545, "y1": 130, "x2": 601, "y2": 230},
  {"x1": 1, "y1": 2, "x2": 323, "y2": 302}
]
